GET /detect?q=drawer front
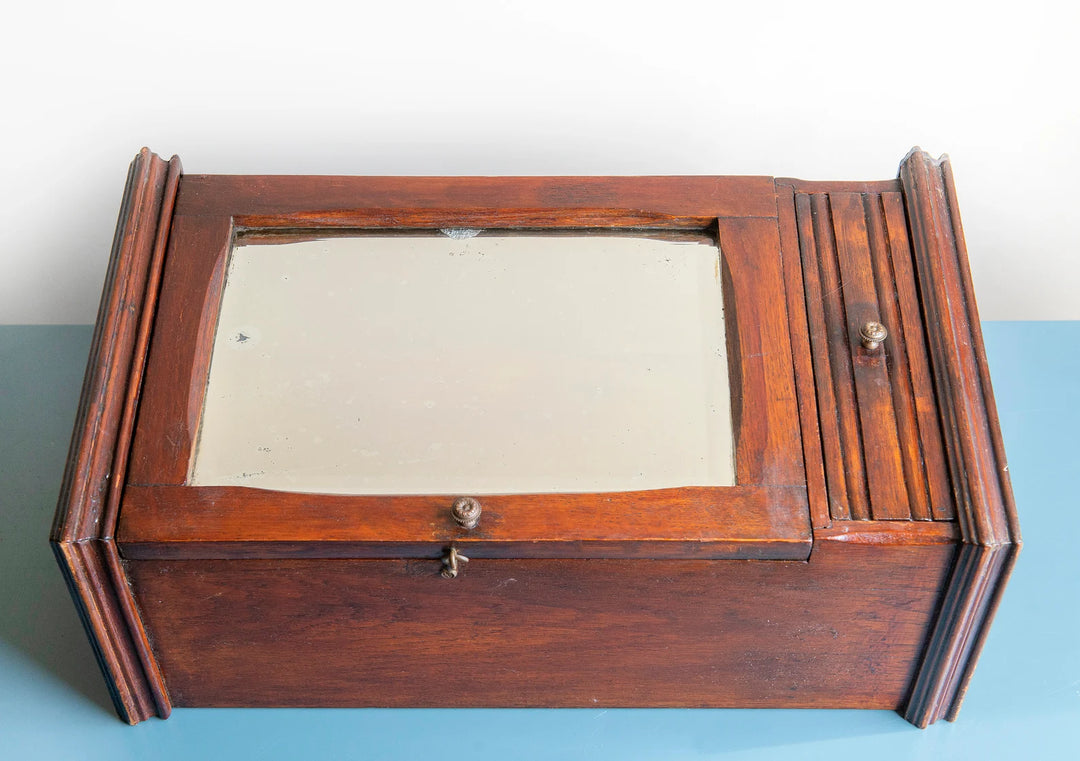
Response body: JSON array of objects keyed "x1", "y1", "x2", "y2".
[{"x1": 126, "y1": 539, "x2": 956, "y2": 709}]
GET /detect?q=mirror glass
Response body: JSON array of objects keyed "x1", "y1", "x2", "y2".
[{"x1": 190, "y1": 231, "x2": 734, "y2": 494}]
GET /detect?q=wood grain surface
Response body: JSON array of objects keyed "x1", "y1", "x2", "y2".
[
  {"x1": 55, "y1": 148, "x2": 1020, "y2": 728},
  {"x1": 127, "y1": 537, "x2": 956, "y2": 710},
  {"x1": 174, "y1": 174, "x2": 779, "y2": 221},
  {"x1": 780, "y1": 183, "x2": 953, "y2": 524},
  {"x1": 776, "y1": 183, "x2": 830, "y2": 529},
  {"x1": 117, "y1": 484, "x2": 811, "y2": 560},
  {"x1": 50, "y1": 148, "x2": 179, "y2": 723},
  {"x1": 126, "y1": 172, "x2": 809, "y2": 560},
  {"x1": 880, "y1": 193, "x2": 953, "y2": 521},
  {"x1": 898, "y1": 149, "x2": 1021, "y2": 727}
]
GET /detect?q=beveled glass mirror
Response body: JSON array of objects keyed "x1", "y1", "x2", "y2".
[{"x1": 191, "y1": 230, "x2": 734, "y2": 494}]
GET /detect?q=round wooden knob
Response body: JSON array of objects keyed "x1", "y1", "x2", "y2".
[{"x1": 450, "y1": 497, "x2": 482, "y2": 529}]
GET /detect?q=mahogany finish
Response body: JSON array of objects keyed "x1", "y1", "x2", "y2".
[
  {"x1": 118, "y1": 484, "x2": 811, "y2": 560},
  {"x1": 129, "y1": 536, "x2": 955, "y2": 710},
  {"x1": 776, "y1": 183, "x2": 829, "y2": 529},
  {"x1": 50, "y1": 149, "x2": 179, "y2": 723},
  {"x1": 898, "y1": 150, "x2": 1020, "y2": 727},
  {"x1": 172, "y1": 173, "x2": 778, "y2": 221},
  {"x1": 126, "y1": 176, "x2": 807, "y2": 562},
  {"x1": 53, "y1": 148, "x2": 1019, "y2": 728},
  {"x1": 776, "y1": 184, "x2": 954, "y2": 523}
]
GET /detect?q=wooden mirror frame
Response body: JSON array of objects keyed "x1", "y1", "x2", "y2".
[{"x1": 117, "y1": 171, "x2": 811, "y2": 561}]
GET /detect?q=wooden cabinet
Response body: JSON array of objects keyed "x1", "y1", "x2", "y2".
[{"x1": 52, "y1": 148, "x2": 1019, "y2": 726}]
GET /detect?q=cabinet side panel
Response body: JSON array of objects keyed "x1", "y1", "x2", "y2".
[
  {"x1": 128, "y1": 542, "x2": 954, "y2": 710},
  {"x1": 51, "y1": 148, "x2": 179, "y2": 723},
  {"x1": 898, "y1": 149, "x2": 1021, "y2": 725}
]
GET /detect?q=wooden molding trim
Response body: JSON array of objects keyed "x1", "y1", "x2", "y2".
[
  {"x1": 50, "y1": 148, "x2": 181, "y2": 723},
  {"x1": 775, "y1": 182, "x2": 830, "y2": 529},
  {"x1": 117, "y1": 484, "x2": 812, "y2": 561},
  {"x1": 898, "y1": 148, "x2": 1021, "y2": 727},
  {"x1": 174, "y1": 174, "x2": 780, "y2": 220}
]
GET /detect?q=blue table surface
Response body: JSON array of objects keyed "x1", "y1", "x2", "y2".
[{"x1": 2, "y1": 322, "x2": 1076, "y2": 760}]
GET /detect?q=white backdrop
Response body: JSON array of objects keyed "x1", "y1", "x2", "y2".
[{"x1": 3, "y1": 0, "x2": 1076, "y2": 323}]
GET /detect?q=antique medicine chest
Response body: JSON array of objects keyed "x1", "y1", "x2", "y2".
[{"x1": 52, "y1": 148, "x2": 1019, "y2": 727}]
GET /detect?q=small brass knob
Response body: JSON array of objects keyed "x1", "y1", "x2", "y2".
[
  {"x1": 450, "y1": 497, "x2": 482, "y2": 529},
  {"x1": 860, "y1": 321, "x2": 888, "y2": 352}
]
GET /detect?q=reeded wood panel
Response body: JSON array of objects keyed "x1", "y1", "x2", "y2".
[{"x1": 787, "y1": 188, "x2": 951, "y2": 522}]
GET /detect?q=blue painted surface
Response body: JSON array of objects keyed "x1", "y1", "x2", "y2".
[{"x1": 1, "y1": 323, "x2": 1076, "y2": 759}]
